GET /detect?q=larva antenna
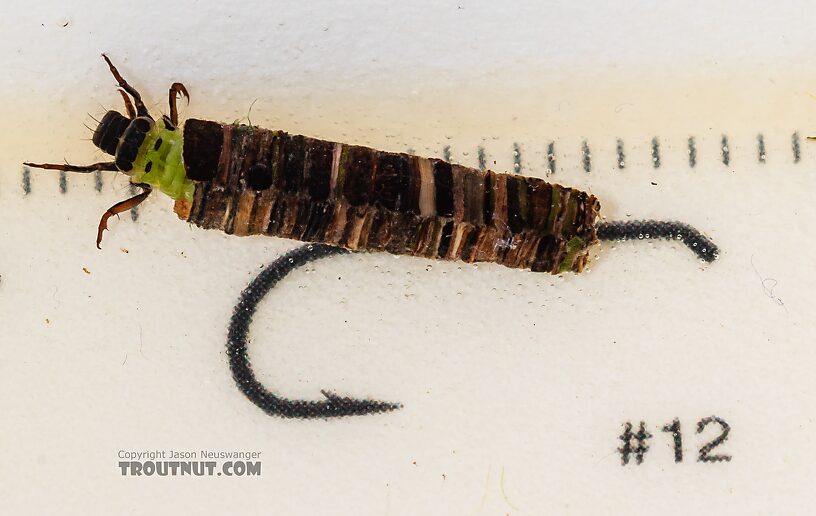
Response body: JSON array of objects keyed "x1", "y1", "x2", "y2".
[{"x1": 227, "y1": 220, "x2": 717, "y2": 419}]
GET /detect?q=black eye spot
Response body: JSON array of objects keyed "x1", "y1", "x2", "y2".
[
  {"x1": 247, "y1": 163, "x2": 273, "y2": 190},
  {"x1": 145, "y1": 161, "x2": 153, "y2": 173},
  {"x1": 153, "y1": 138, "x2": 163, "y2": 151}
]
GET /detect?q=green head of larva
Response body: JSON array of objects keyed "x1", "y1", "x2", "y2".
[{"x1": 92, "y1": 110, "x2": 194, "y2": 202}]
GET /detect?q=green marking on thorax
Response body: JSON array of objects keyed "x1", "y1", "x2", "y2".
[{"x1": 130, "y1": 124, "x2": 195, "y2": 202}]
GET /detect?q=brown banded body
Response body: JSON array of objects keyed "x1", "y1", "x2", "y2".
[{"x1": 175, "y1": 120, "x2": 601, "y2": 274}]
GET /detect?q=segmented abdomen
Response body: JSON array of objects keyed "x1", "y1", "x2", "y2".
[{"x1": 174, "y1": 119, "x2": 601, "y2": 273}]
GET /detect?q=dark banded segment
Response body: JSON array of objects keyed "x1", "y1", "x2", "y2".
[
  {"x1": 531, "y1": 235, "x2": 559, "y2": 273},
  {"x1": 232, "y1": 126, "x2": 264, "y2": 191},
  {"x1": 437, "y1": 220, "x2": 455, "y2": 258},
  {"x1": 483, "y1": 171, "x2": 495, "y2": 225},
  {"x1": 462, "y1": 168, "x2": 485, "y2": 226},
  {"x1": 401, "y1": 156, "x2": 423, "y2": 215},
  {"x1": 247, "y1": 164, "x2": 272, "y2": 190},
  {"x1": 177, "y1": 119, "x2": 601, "y2": 274},
  {"x1": 342, "y1": 146, "x2": 377, "y2": 206},
  {"x1": 304, "y1": 138, "x2": 334, "y2": 201},
  {"x1": 281, "y1": 134, "x2": 306, "y2": 193},
  {"x1": 372, "y1": 152, "x2": 410, "y2": 211},
  {"x1": 267, "y1": 131, "x2": 286, "y2": 191},
  {"x1": 433, "y1": 161, "x2": 454, "y2": 217},
  {"x1": 182, "y1": 119, "x2": 223, "y2": 181},
  {"x1": 459, "y1": 226, "x2": 481, "y2": 263},
  {"x1": 506, "y1": 175, "x2": 532, "y2": 234}
]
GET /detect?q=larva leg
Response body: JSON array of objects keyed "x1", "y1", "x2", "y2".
[
  {"x1": 117, "y1": 89, "x2": 136, "y2": 119},
  {"x1": 101, "y1": 54, "x2": 150, "y2": 118},
  {"x1": 227, "y1": 244, "x2": 402, "y2": 419},
  {"x1": 96, "y1": 183, "x2": 152, "y2": 249},
  {"x1": 596, "y1": 220, "x2": 719, "y2": 262},
  {"x1": 168, "y1": 82, "x2": 189, "y2": 127},
  {"x1": 23, "y1": 161, "x2": 117, "y2": 173}
]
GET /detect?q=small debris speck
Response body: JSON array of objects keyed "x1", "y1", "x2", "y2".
[{"x1": 82, "y1": 267, "x2": 90, "y2": 275}]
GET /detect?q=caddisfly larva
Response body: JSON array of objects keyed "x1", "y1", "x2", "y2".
[{"x1": 24, "y1": 56, "x2": 719, "y2": 419}]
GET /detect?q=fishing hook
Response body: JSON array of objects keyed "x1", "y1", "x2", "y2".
[{"x1": 227, "y1": 220, "x2": 718, "y2": 419}]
